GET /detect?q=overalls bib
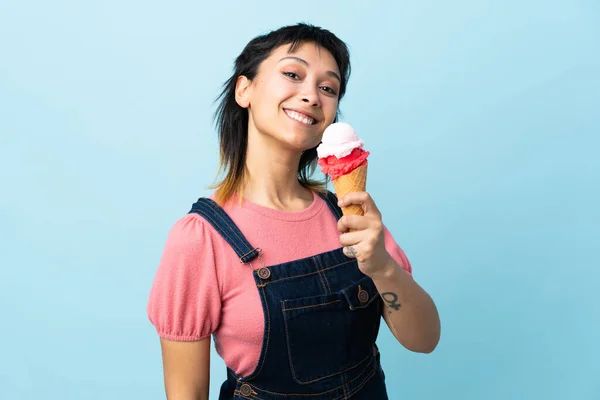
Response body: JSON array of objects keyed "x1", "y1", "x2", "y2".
[{"x1": 189, "y1": 191, "x2": 388, "y2": 400}]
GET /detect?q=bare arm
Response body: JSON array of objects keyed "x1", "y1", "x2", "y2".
[
  {"x1": 160, "y1": 337, "x2": 211, "y2": 400},
  {"x1": 373, "y1": 259, "x2": 441, "y2": 353},
  {"x1": 336, "y1": 192, "x2": 441, "y2": 353}
]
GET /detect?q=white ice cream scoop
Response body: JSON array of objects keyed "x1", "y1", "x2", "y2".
[{"x1": 316, "y1": 122, "x2": 365, "y2": 159}]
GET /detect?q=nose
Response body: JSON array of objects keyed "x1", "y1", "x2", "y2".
[
  {"x1": 302, "y1": 96, "x2": 320, "y2": 107},
  {"x1": 301, "y1": 84, "x2": 321, "y2": 108}
]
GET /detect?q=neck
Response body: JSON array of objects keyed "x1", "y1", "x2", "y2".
[{"x1": 241, "y1": 129, "x2": 314, "y2": 211}]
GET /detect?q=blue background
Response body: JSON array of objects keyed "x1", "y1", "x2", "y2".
[{"x1": 1, "y1": 1, "x2": 598, "y2": 399}]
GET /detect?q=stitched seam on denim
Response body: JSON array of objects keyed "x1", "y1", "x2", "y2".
[
  {"x1": 203, "y1": 201, "x2": 253, "y2": 257},
  {"x1": 348, "y1": 292, "x2": 378, "y2": 310},
  {"x1": 240, "y1": 247, "x2": 260, "y2": 261},
  {"x1": 321, "y1": 259, "x2": 333, "y2": 294},
  {"x1": 313, "y1": 257, "x2": 328, "y2": 295},
  {"x1": 201, "y1": 199, "x2": 255, "y2": 256},
  {"x1": 190, "y1": 208, "x2": 238, "y2": 252},
  {"x1": 344, "y1": 277, "x2": 379, "y2": 310},
  {"x1": 203, "y1": 199, "x2": 251, "y2": 248},
  {"x1": 191, "y1": 207, "x2": 245, "y2": 256},
  {"x1": 245, "y1": 285, "x2": 271, "y2": 380},
  {"x1": 282, "y1": 300, "x2": 299, "y2": 390},
  {"x1": 316, "y1": 270, "x2": 329, "y2": 295},
  {"x1": 289, "y1": 345, "x2": 375, "y2": 385},
  {"x1": 314, "y1": 256, "x2": 332, "y2": 294},
  {"x1": 203, "y1": 213, "x2": 243, "y2": 255},
  {"x1": 341, "y1": 373, "x2": 349, "y2": 400},
  {"x1": 200, "y1": 199, "x2": 245, "y2": 243},
  {"x1": 248, "y1": 355, "x2": 376, "y2": 397},
  {"x1": 292, "y1": 350, "x2": 374, "y2": 385},
  {"x1": 282, "y1": 300, "x2": 342, "y2": 312},
  {"x1": 192, "y1": 200, "x2": 243, "y2": 248},
  {"x1": 261, "y1": 259, "x2": 355, "y2": 285},
  {"x1": 234, "y1": 389, "x2": 261, "y2": 400},
  {"x1": 344, "y1": 366, "x2": 377, "y2": 399},
  {"x1": 334, "y1": 357, "x2": 377, "y2": 400}
]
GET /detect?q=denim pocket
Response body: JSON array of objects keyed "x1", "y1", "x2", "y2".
[{"x1": 281, "y1": 275, "x2": 381, "y2": 384}]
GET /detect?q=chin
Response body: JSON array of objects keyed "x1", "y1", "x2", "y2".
[
  {"x1": 272, "y1": 132, "x2": 315, "y2": 151},
  {"x1": 289, "y1": 139, "x2": 321, "y2": 153}
]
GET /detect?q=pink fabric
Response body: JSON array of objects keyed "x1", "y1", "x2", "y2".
[{"x1": 147, "y1": 191, "x2": 412, "y2": 377}]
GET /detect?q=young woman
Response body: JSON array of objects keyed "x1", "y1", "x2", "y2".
[{"x1": 147, "y1": 23, "x2": 440, "y2": 400}]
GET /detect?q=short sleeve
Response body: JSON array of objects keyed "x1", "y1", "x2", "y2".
[
  {"x1": 383, "y1": 226, "x2": 413, "y2": 276},
  {"x1": 147, "y1": 214, "x2": 221, "y2": 341}
]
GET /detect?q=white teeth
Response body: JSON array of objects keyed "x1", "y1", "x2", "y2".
[{"x1": 286, "y1": 110, "x2": 315, "y2": 125}]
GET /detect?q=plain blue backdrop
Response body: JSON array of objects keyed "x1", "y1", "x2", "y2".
[{"x1": 1, "y1": 1, "x2": 598, "y2": 399}]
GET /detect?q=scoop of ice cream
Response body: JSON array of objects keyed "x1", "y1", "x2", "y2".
[
  {"x1": 318, "y1": 147, "x2": 370, "y2": 180},
  {"x1": 317, "y1": 122, "x2": 364, "y2": 159}
]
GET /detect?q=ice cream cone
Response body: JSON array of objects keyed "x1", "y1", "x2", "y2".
[{"x1": 332, "y1": 162, "x2": 368, "y2": 216}]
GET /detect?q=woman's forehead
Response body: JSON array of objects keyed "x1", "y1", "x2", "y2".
[{"x1": 259, "y1": 43, "x2": 338, "y2": 76}]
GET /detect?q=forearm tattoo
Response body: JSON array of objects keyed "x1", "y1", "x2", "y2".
[{"x1": 382, "y1": 292, "x2": 401, "y2": 316}]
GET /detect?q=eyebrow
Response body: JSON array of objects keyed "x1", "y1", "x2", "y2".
[{"x1": 278, "y1": 56, "x2": 341, "y2": 83}]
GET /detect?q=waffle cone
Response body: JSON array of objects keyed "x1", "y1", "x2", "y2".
[{"x1": 332, "y1": 162, "x2": 368, "y2": 216}]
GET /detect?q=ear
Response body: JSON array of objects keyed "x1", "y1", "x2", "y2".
[{"x1": 235, "y1": 76, "x2": 251, "y2": 108}]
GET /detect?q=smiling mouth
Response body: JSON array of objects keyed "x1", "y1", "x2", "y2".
[{"x1": 284, "y1": 109, "x2": 317, "y2": 126}]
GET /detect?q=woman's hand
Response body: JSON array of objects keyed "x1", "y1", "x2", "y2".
[
  {"x1": 337, "y1": 191, "x2": 395, "y2": 279},
  {"x1": 338, "y1": 191, "x2": 441, "y2": 353}
]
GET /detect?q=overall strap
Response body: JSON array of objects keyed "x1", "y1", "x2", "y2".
[
  {"x1": 317, "y1": 190, "x2": 344, "y2": 220},
  {"x1": 188, "y1": 198, "x2": 261, "y2": 264}
]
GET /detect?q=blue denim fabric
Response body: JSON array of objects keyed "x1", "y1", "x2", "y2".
[{"x1": 189, "y1": 191, "x2": 388, "y2": 399}]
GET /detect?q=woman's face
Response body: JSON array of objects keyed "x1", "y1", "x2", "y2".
[{"x1": 236, "y1": 42, "x2": 341, "y2": 153}]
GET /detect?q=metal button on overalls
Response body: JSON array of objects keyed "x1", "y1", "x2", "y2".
[
  {"x1": 358, "y1": 285, "x2": 369, "y2": 303},
  {"x1": 239, "y1": 383, "x2": 252, "y2": 397},
  {"x1": 257, "y1": 267, "x2": 271, "y2": 279}
]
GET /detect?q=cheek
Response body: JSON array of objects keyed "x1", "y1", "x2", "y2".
[
  {"x1": 253, "y1": 79, "x2": 282, "y2": 107},
  {"x1": 323, "y1": 99, "x2": 339, "y2": 122},
  {"x1": 264, "y1": 86, "x2": 291, "y2": 112}
]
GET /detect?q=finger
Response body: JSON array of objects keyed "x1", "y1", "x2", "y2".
[
  {"x1": 339, "y1": 229, "x2": 364, "y2": 247},
  {"x1": 337, "y1": 191, "x2": 367, "y2": 207},
  {"x1": 337, "y1": 215, "x2": 370, "y2": 233},
  {"x1": 343, "y1": 244, "x2": 360, "y2": 259},
  {"x1": 338, "y1": 192, "x2": 381, "y2": 218}
]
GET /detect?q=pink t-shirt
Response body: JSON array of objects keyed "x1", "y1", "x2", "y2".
[{"x1": 147, "y1": 191, "x2": 412, "y2": 377}]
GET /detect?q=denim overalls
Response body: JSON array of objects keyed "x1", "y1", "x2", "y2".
[{"x1": 189, "y1": 191, "x2": 388, "y2": 400}]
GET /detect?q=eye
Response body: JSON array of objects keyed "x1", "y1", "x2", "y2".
[
  {"x1": 283, "y1": 71, "x2": 300, "y2": 79},
  {"x1": 320, "y1": 86, "x2": 338, "y2": 96}
]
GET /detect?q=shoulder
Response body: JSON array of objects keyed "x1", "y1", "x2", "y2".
[
  {"x1": 160, "y1": 212, "x2": 216, "y2": 254},
  {"x1": 166, "y1": 212, "x2": 206, "y2": 241},
  {"x1": 147, "y1": 209, "x2": 226, "y2": 341},
  {"x1": 166, "y1": 198, "x2": 232, "y2": 246},
  {"x1": 155, "y1": 209, "x2": 231, "y2": 285}
]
